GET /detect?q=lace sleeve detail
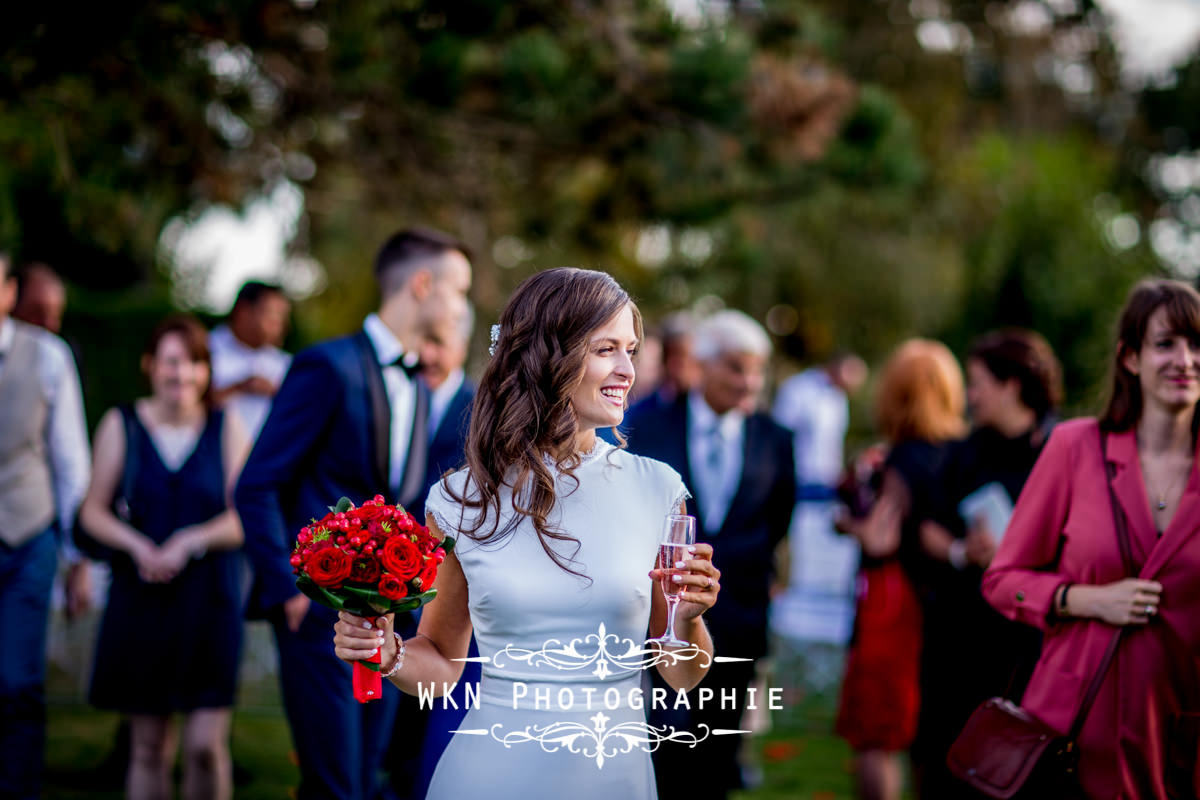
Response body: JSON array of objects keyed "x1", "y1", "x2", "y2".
[
  {"x1": 426, "y1": 506, "x2": 460, "y2": 544},
  {"x1": 424, "y1": 475, "x2": 468, "y2": 544},
  {"x1": 670, "y1": 485, "x2": 693, "y2": 516}
]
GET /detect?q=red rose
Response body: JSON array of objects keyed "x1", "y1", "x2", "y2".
[
  {"x1": 413, "y1": 557, "x2": 438, "y2": 592},
  {"x1": 379, "y1": 536, "x2": 422, "y2": 580},
  {"x1": 305, "y1": 547, "x2": 353, "y2": 588},
  {"x1": 350, "y1": 555, "x2": 382, "y2": 584},
  {"x1": 379, "y1": 573, "x2": 409, "y2": 600}
]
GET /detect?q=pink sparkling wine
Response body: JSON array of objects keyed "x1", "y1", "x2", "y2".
[{"x1": 658, "y1": 542, "x2": 690, "y2": 597}]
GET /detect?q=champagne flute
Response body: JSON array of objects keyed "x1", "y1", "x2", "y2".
[{"x1": 648, "y1": 514, "x2": 697, "y2": 648}]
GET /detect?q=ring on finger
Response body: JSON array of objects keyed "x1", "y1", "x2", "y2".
[
  {"x1": 1145, "y1": 604, "x2": 1154, "y2": 615},
  {"x1": 707, "y1": 577, "x2": 714, "y2": 588}
]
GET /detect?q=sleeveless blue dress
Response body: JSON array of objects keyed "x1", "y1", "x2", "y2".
[
  {"x1": 89, "y1": 406, "x2": 244, "y2": 713},
  {"x1": 422, "y1": 442, "x2": 689, "y2": 799}
]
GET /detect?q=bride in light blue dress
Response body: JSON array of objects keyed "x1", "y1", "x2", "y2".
[{"x1": 334, "y1": 268, "x2": 721, "y2": 799}]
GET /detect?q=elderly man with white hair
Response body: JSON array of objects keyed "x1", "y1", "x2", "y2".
[{"x1": 622, "y1": 309, "x2": 795, "y2": 800}]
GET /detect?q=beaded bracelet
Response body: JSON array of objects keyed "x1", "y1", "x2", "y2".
[{"x1": 382, "y1": 632, "x2": 406, "y2": 678}]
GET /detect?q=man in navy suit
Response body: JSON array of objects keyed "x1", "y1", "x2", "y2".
[
  {"x1": 621, "y1": 310, "x2": 795, "y2": 800},
  {"x1": 235, "y1": 228, "x2": 472, "y2": 800}
]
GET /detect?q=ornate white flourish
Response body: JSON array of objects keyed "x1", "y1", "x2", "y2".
[
  {"x1": 490, "y1": 622, "x2": 712, "y2": 679},
  {"x1": 490, "y1": 715, "x2": 711, "y2": 769}
]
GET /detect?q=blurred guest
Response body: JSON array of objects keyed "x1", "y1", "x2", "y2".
[
  {"x1": 13, "y1": 262, "x2": 66, "y2": 334},
  {"x1": 835, "y1": 340, "x2": 965, "y2": 800},
  {"x1": 12, "y1": 261, "x2": 92, "y2": 618},
  {"x1": 910, "y1": 330, "x2": 1062, "y2": 797},
  {"x1": 210, "y1": 281, "x2": 292, "y2": 442},
  {"x1": 77, "y1": 315, "x2": 249, "y2": 800},
  {"x1": 623, "y1": 310, "x2": 795, "y2": 799},
  {"x1": 0, "y1": 252, "x2": 90, "y2": 800},
  {"x1": 628, "y1": 330, "x2": 662, "y2": 403},
  {"x1": 770, "y1": 353, "x2": 868, "y2": 665},
  {"x1": 421, "y1": 301, "x2": 476, "y2": 496},
  {"x1": 984, "y1": 280, "x2": 1200, "y2": 799},
  {"x1": 235, "y1": 228, "x2": 472, "y2": 800},
  {"x1": 0, "y1": 251, "x2": 90, "y2": 800},
  {"x1": 627, "y1": 311, "x2": 701, "y2": 416}
]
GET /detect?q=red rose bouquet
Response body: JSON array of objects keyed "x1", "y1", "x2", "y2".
[{"x1": 291, "y1": 495, "x2": 451, "y2": 702}]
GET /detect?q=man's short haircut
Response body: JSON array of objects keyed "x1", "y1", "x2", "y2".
[
  {"x1": 374, "y1": 227, "x2": 470, "y2": 298},
  {"x1": 692, "y1": 310, "x2": 772, "y2": 361},
  {"x1": 233, "y1": 280, "x2": 286, "y2": 311}
]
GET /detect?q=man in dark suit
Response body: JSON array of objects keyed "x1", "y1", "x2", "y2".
[
  {"x1": 235, "y1": 228, "x2": 472, "y2": 800},
  {"x1": 622, "y1": 309, "x2": 795, "y2": 800}
]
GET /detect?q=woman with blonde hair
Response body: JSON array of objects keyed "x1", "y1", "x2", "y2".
[{"x1": 836, "y1": 339, "x2": 966, "y2": 800}]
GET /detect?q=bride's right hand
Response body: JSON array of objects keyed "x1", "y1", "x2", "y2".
[{"x1": 333, "y1": 610, "x2": 396, "y2": 664}]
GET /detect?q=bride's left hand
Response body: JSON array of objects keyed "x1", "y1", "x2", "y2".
[{"x1": 649, "y1": 543, "x2": 720, "y2": 620}]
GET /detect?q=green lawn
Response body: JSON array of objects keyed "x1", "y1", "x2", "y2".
[
  {"x1": 44, "y1": 704, "x2": 858, "y2": 800},
  {"x1": 42, "y1": 620, "x2": 868, "y2": 798}
]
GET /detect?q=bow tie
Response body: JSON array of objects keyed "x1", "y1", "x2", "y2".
[{"x1": 387, "y1": 352, "x2": 422, "y2": 379}]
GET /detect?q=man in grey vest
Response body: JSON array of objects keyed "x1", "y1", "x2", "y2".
[{"x1": 0, "y1": 251, "x2": 90, "y2": 799}]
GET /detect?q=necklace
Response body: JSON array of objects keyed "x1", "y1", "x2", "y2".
[{"x1": 1143, "y1": 455, "x2": 1193, "y2": 511}]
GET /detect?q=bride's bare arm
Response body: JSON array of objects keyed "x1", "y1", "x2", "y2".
[{"x1": 332, "y1": 514, "x2": 473, "y2": 696}]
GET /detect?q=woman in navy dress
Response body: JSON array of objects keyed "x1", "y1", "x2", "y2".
[{"x1": 79, "y1": 315, "x2": 249, "y2": 800}]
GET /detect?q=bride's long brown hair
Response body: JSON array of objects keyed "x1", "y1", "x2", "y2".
[{"x1": 446, "y1": 268, "x2": 642, "y2": 577}]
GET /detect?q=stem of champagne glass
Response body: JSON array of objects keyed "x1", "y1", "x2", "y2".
[{"x1": 664, "y1": 596, "x2": 680, "y2": 643}]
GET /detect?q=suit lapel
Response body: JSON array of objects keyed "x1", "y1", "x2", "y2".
[
  {"x1": 354, "y1": 331, "x2": 391, "y2": 492},
  {"x1": 1105, "y1": 429, "x2": 1158, "y2": 569},
  {"x1": 1142, "y1": 432, "x2": 1200, "y2": 579},
  {"x1": 398, "y1": 380, "x2": 430, "y2": 507}
]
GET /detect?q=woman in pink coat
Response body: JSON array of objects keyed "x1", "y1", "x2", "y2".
[{"x1": 983, "y1": 279, "x2": 1200, "y2": 799}]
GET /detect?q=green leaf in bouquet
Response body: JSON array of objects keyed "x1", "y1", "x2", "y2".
[
  {"x1": 338, "y1": 584, "x2": 391, "y2": 615},
  {"x1": 385, "y1": 587, "x2": 438, "y2": 614},
  {"x1": 296, "y1": 575, "x2": 347, "y2": 612},
  {"x1": 330, "y1": 497, "x2": 354, "y2": 514},
  {"x1": 440, "y1": 536, "x2": 456, "y2": 554}
]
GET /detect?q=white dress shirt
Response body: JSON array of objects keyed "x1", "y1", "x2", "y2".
[
  {"x1": 772, "y1": 367, "x2": 848, "y2": 488},
  {"x1": 0, "y1": 317, "x2": 91, "y2": 554},
  {"x1": 686, "y1": 391, "x2": 745, "y2": 533},
  {"x1": 208, "y1": 324, "x2": 292, "y2": 442},
  {"x1": 428, "y1": 368, "x2": 465, "y2": 439},
  {"x1": 362, "y1": 314, "x2": 417, "y2": 493}
]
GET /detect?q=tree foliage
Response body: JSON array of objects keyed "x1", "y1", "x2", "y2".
[{"x1": 1, "y1": 1, "x2": 1188, "y2": 416}]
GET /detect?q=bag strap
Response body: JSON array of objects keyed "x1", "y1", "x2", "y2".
[{"x1": 1065, "y1": 429, "x2": 1132, "y2": 742}]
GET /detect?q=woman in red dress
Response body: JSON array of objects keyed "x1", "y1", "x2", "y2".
[{"x1": 836, "y1": 339, "x2": 966, "y2": 800}]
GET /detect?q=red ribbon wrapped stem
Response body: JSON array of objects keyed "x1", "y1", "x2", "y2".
[{"x1": 353, "y1": 650, "x2": 383, "y2": 703}]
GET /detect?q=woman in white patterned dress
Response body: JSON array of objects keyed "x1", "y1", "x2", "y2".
[{"x1": 333, "y1": 268, "x2": 720, "y2": 799}]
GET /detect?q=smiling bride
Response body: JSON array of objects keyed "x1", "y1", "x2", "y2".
[{"x1": 333, "y1": 267, "x2": 722, "y2": 798}]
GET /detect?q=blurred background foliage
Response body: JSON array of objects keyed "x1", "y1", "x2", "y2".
[{"x1": 2, "y1": 0, "x2": 1197, "y2": 425}]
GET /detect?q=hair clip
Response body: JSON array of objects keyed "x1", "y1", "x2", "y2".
[{"x1": 489, "y1": 324, "x2": 501, "y2": 357}]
